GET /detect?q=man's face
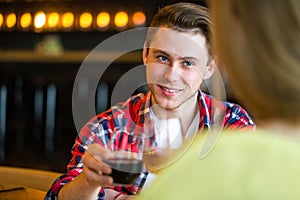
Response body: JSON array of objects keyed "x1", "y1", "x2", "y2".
[{"x1": 143, "y1": 28, "x2": 212, "y2": 110}]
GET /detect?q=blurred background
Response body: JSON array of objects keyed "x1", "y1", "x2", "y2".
[{"x1": 0, "y1": 0, "x2": 242, "y2": 173}]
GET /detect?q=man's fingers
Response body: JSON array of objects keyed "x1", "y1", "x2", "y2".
[
  {"x1": 83, "y1": 168, "x2": 114, "y2": 187},
  {"x1": 87, "y1": 143, "x2": 110, "y2": 160},
  {"x1": 82, "y1": 144, "x2": 117, "y2": 186},
  {"x1": 83, "y1": 147, "x2": 112, "y2": 175}
]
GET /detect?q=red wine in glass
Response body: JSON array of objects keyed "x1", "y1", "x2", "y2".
[{"x1": 104, "y1": 158, "x2": 143, "y2": 185}]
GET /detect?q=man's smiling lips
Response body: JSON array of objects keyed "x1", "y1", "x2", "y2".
[{"x1": 158, "y1": 85, "x2": 182, "y2": 96}]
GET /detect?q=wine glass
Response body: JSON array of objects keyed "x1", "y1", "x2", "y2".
[
  {"x1": 101, "y1": 129, "x2": 144, "y2": 185},
  {"x1": 141, "y1": 116, "x2": 196, "y2": 172},
  {"x1": 88, "y1": 129, "x2": 144, "y2": 185}
]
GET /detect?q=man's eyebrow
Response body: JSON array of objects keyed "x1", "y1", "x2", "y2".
[
  {"x1": 152, "y1": 49, "x2": 171, "y2": 57},
  {"x1": 182, "y1": 56, "x2": 200, "y2": 62},
  {"x1": 152, "y1": 49, "x2": 200, "y2": 61}
]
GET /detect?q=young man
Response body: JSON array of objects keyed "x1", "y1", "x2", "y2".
[{"x1": 46, "y1": 3, "x2": 255, "y2": 200}]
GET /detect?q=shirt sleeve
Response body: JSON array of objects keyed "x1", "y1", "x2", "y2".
[
  {"x1": 222, "y1": 103, "x2": 256, "y2": 130},
  {"x1": 45, "y1": 118, "x2": 147, "y2": 199},
  {"x1": 44, "y1": 130, "x2": 107, "y2": 199}
]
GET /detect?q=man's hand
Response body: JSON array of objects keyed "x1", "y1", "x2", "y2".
[
  {"x1": 104, "y1": 189, "x2": 137, "y2": 200},
  {"x1": 58, "y1": 144, "x2": 114, "y2": 200},
  {"x1": 83, "y1": 143, "x2": 114, "y2": 187}
]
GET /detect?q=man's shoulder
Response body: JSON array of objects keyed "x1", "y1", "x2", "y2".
[
  {"x1": 112, "y1": 92, "x2": 148, "y2": 112},
  {"x1": 87, "y1": 93, "x2": 149, "y2": 126},
  {"x1": 200, "y1": 92, "x2": 247, "y2": 112},
  {"x1": 200, "y1": 91, "x2": 255, "y2": 129}
]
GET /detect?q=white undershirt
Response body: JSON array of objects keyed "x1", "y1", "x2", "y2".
[
  {"x1": 149, "y1": 108, "x2": 200, "y2": 148},
  {"x1": 141, "y1": 108, "x2": 200, "y2": 193}
]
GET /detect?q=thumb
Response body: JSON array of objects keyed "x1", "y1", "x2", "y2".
[{"x1": 87, "y1": 143, "x2": 110, "y2": 160}]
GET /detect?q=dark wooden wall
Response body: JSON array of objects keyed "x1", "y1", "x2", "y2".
[
  {"x1": 0, "y1": 31, "x2": 145, "y2": 172},
  {"x1": 0, "y1": 0, "x2": 211, "y2": 172}
]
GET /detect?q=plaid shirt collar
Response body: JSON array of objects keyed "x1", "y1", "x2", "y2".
[{"x1": 135, "y1": 90, "x2": 211, "y2": 130}]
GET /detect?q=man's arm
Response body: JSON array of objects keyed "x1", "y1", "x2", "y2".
[
  {"x1": 58, "y1": 172, "x2": 102, "y2": 200},
  {"x1": 46, "y1": 102, "x2": 148, "y2": 199},
  {"x1": 58, "y1": 144, "x2": 113, "y2": 200},
  {"x1": 44, "y1": 133, "x2": 113, "y2": 199}
]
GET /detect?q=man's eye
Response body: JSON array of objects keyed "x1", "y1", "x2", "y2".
[
  {"x1": 158, "y1": 55, "x2": 168, "y2": 62},
  {"x1": 183, "y1": 61, "x2": 193, "y2": 67}
]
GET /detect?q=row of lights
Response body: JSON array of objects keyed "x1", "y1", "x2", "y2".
[{"x1": 0, "y1": 10, "x2": 147, "y2": 32}]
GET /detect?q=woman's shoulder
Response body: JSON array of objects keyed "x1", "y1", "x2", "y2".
[{"x1": 138, "y1": 130, "x2": 300, "y2": 200}]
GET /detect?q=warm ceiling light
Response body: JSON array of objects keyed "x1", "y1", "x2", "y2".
[
  {"x1": 79, "y1": 12, "x2": 93, "y2": 29},
  {"x1": 20, "y1": 13, "x2": 32, "y2": 29},
  {"x1": 61, "y1": 12, "x2": 74, "y2": 29},
  {"x1": 34, "y1": 11, "x2": 46, "y2": 29},
  {"x1": 96, "y1": 12, "x2": 110, "y2": 28},
  {"x1": 0, "y1": 13, "x2": 3, "y2": 28},
  {"x1": 6, "y1": 13, "x2": 17, "y2": 28},
  {"x1": 47, "y1": 12, "x2": 59, "y2": 28},
  {"x1": 132, "y1": 11, "x2": 146, "y2": 26},
  {"x1": 114, "y1": 11, "x2": 128, "y2": 28}
]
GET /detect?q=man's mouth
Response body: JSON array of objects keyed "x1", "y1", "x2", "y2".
[{"x1": 159, "y1": 85, "x2": 181, "y2": 95}]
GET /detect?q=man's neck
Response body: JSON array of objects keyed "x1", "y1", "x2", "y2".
[{"x1": 151, "y1": 94, "x2": 199, "y2": 134}]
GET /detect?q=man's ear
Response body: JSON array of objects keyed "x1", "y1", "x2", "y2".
[
  {"x1": 203, "y1": 56, "x2": 217, "y2": 79},
  {"x1": 142, "y1": 42, "x2": 148, "y2": 65}
]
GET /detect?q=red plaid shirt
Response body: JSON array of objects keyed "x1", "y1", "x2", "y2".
[{"x1": 45, "y1": 91, "x2": 255, "y2": 199}]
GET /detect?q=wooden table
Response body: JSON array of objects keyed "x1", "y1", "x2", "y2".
[
  {"x1": 0, "y1": 183, "x2": 46, "y2": 200},
  {"x1": 0, "y1": 166, "x2": 62, "y2": 200}
]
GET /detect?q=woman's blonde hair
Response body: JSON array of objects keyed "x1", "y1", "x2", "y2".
[{"x1": 211, "y1": 0, "x2": 300, "y2": 122}]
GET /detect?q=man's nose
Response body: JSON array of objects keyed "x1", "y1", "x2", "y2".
[{"x1": 164, "y1": 62, "x2": 181, "y2": 82}]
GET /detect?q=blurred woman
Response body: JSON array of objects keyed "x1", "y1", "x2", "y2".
[
  {"x1": 213, "y1": 0, "x2": 300, "y2": 127},
  {"x1": 137, "y1": 0, "x2": 300, "y2": 199}
]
